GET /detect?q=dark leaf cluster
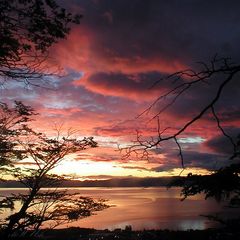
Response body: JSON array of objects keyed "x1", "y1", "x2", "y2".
[
  {"x1": 172, "y1": 163, "x2": 240, "y2": 205},
  {"x1": 0, "y1": 0, "x2": 81, "y2": 84},
  {"x1": 0, "y1": 101, "x2": 35, "y2": 167}
]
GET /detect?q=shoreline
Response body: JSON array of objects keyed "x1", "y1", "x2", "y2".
[{"x1": 1, "y1": 226, "x2": 239, "y2": 240}]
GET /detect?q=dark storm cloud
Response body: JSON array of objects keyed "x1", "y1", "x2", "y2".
[
  {"x1": 57, "y1": 0, "x2": 240, "y2": 105},
  {"x1": 86, "y1": 71, "x2": 172, "y2": 99},
  {"x1": 69, "y1": 0, "x2": 240, "y2": 119},
  {"x1": 205, "y1": 127, "x2": 240, "y2": 155},
  {"x1": 182, "y1": 151, "x2": 229, "y2": 169},
  {"x1": 75, "y1": 0, "x2": 240, "y2": 64},
  {"x1": 151, "y1": 71, "x2": 240, "y2": 123},
  {"x1": 152, "y1": 150, "x2": 229, "y2": 172}
]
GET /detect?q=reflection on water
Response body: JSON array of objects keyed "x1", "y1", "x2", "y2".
[{"x1": 0, "y1": 187, "x2": 238, "y2": 230}]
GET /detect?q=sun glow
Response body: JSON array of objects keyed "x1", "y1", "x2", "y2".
[
  {"x1": 51, "y1": 157, "x2": 211, "y2": 180},
  {"x1": 52, "y1": 157, "x2": 175, "y2": 179}
]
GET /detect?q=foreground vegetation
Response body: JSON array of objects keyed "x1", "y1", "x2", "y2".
[{"x1": 0, "y1": 226, "x2": 240, "y2": 240}]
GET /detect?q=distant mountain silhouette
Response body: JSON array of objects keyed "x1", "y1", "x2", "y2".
[{"x1": 0, "y1": 176, "x2": 183, "y2": 188}]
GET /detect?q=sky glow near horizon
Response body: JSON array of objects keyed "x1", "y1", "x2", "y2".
[{"x1": 2, "y1": 0, "x2": 240, "y2": 180}]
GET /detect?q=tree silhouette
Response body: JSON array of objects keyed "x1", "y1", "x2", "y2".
[
  {"x1": 0, "y1": 2, "x2": 106, "y2": 238},
  {"x1": 0, "y1": 101, "x2": 35, "y2": 168},
  {"x1": 0, "y1": 102, "x2": 108, "y2": 238},
  {"x1": 0, "y1": 0, "x2": 81, "y2": 86}
]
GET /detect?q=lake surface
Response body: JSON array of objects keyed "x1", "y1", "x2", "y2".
[{"x1": 0, "y1": 187, "x2": 238, "y2": 231}]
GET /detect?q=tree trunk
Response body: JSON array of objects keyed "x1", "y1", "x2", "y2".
[{"x1": 4, "y1": 186, "x2": 38, "y2": 238}]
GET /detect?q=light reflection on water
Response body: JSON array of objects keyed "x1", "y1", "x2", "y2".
[{"x1": 0, "y1": 187, "x2": 237, "y2": 230}]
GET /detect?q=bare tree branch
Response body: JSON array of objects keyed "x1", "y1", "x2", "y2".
[{"x1": 121, "y1": 57, "x2": 239, "y2": 165}]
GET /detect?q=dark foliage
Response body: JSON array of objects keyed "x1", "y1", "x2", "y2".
[
  {"x1": 0, "y1": 0, "x2": 81, "y2": 85},
  {"x1": 0, "y1": 101, "x2": 35, "y2": 167},
  {"x1": 180, "y1": 164, "x2": 240, "y2": 203},
  {"x1": 0, "y1": 227, "x2": 239, "y2": 240}
]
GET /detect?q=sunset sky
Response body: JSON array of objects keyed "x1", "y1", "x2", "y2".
[{"x1": 2, "y1": 0, "x2": 240, "y2": 180}]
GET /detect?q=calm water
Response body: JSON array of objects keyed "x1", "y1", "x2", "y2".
[{"x1": 0, "y1": 187, "x2": 237, "y2": 230}]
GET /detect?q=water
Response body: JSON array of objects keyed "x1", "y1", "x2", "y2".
[{"x1": 0, "y1": 187, "x2": 237, "y2": 231}]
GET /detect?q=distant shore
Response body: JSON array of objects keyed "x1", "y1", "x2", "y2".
[
  {"x1": 1, "y1": 226, "x2": 239, "y2": 240},
  {"x1": 0, "y1": 176, "x2": 182, "y2": 188}
]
